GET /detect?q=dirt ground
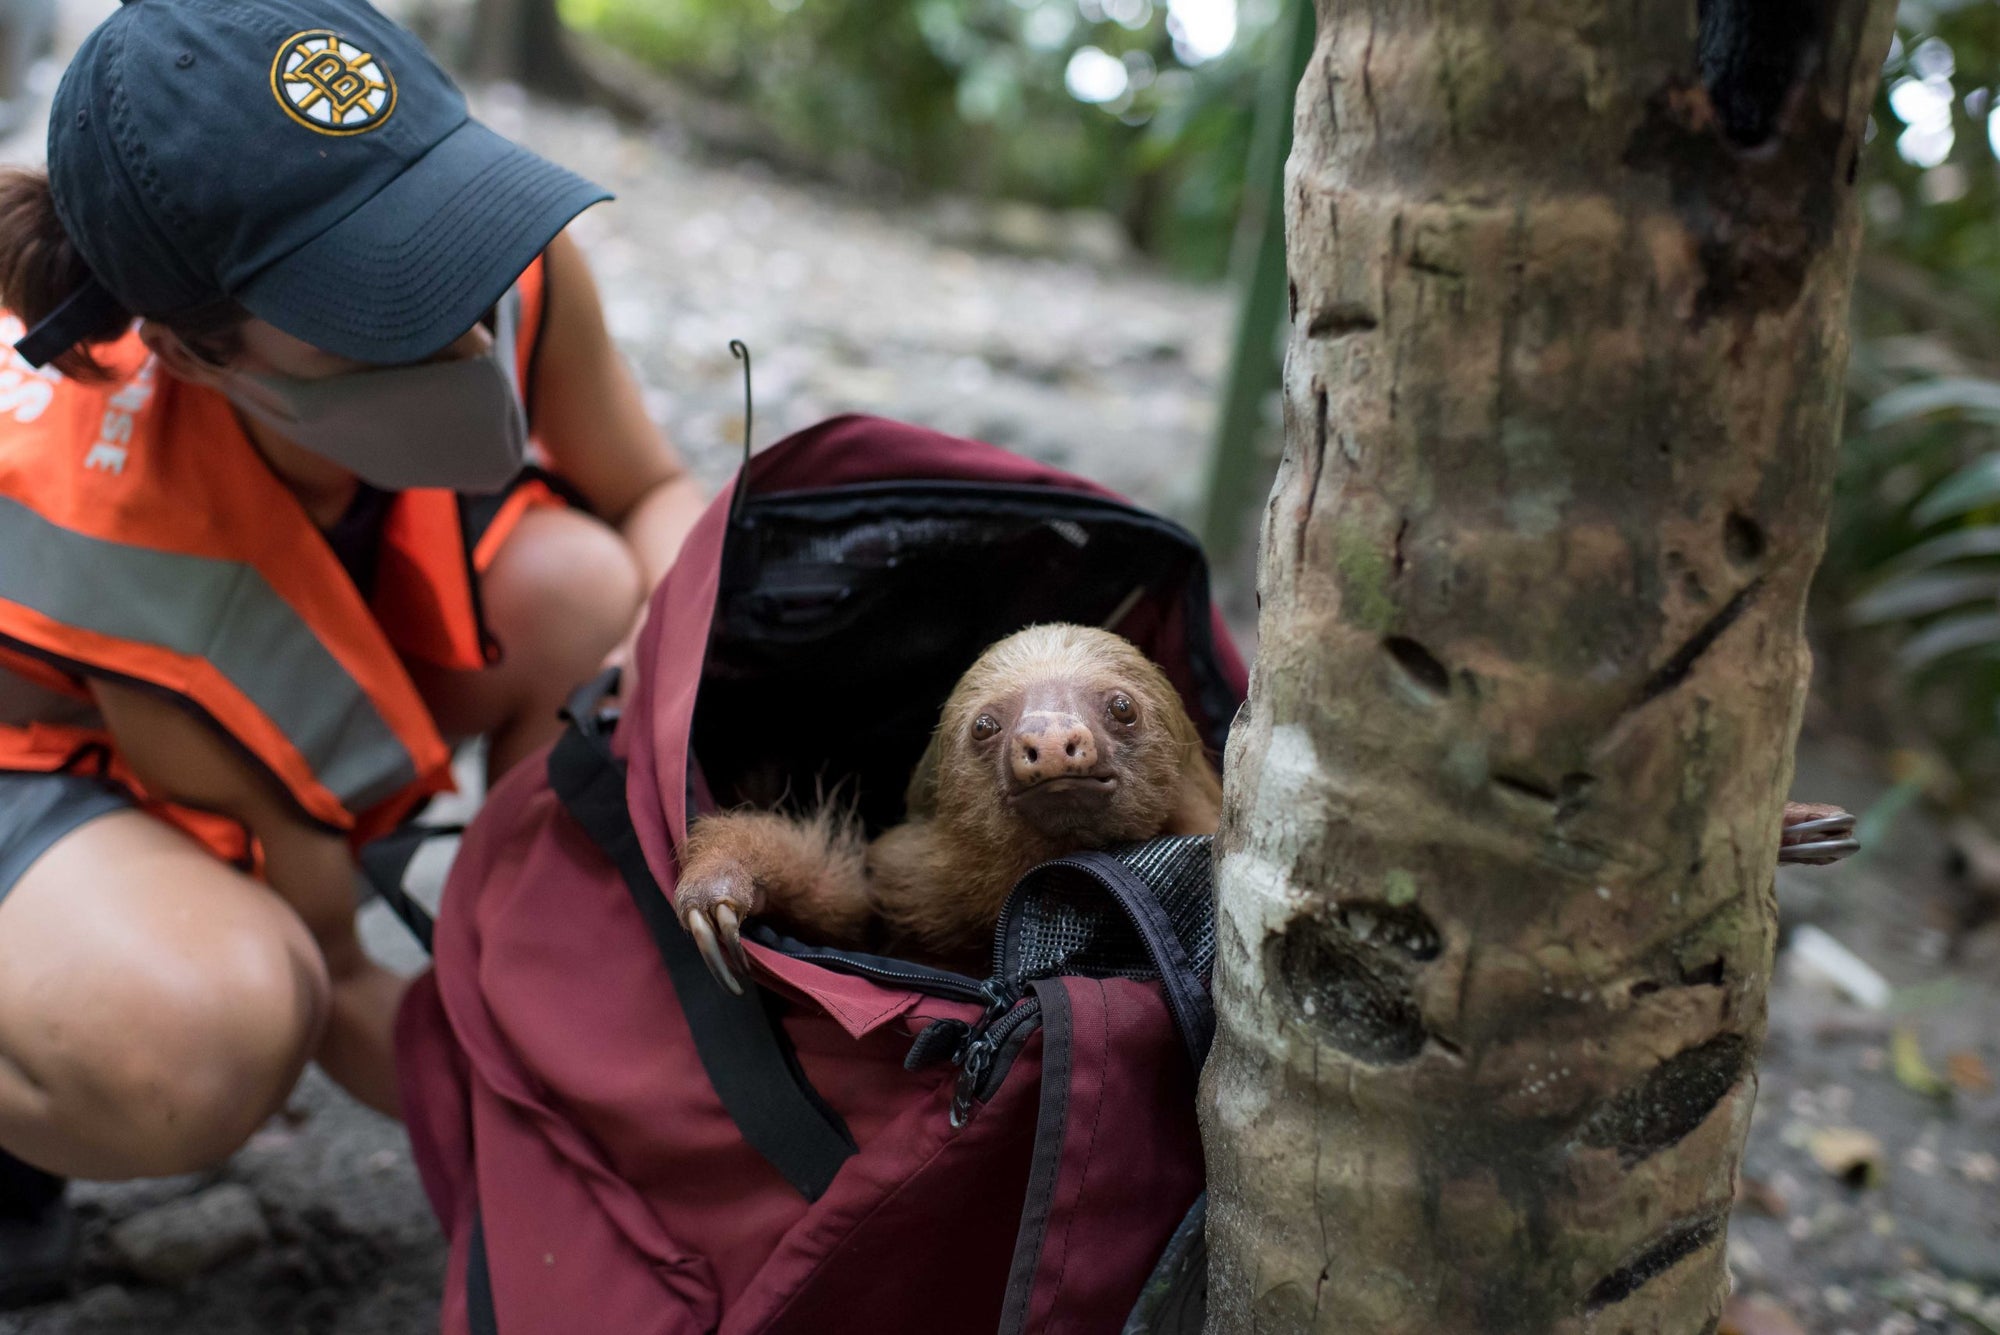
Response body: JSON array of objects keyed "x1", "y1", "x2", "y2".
[{"x1": 1, "y1": 5, "x2": 1996, "y2": 1333}]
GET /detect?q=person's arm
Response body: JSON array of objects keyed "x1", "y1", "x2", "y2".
[
  {"x1": 90, "y1": 681, "x2": 406, "y2": 1117},
  {"x1": 529, "y1": 228, "x2": 708, "y2": 597}
]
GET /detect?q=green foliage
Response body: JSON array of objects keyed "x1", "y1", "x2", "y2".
[
  {"x1": 1822, "y1": 4, "x2": 2000, "y2": 811},
  {"x1": 1859, "y1": 1, "x2": 2000, "y2": 315},
  {"x1": 556, "y1": 0, "x2": 1276, "y2": 274}
]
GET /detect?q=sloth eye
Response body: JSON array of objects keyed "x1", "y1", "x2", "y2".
[
  {"x1": 972, "y1": 714, "x2": 1001, "y2": 741},
  {"x1": 1107, "y1": 694, "x2": 1137, "y2": 725}
]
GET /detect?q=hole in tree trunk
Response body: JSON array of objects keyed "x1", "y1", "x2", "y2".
[
  {"x1": 1679, "y1": 956, "x2": 1727, "y2": 988},
  {"x1": 1278, "y1": 914, "x2": 1433, "y2": 1064},
  {"x1": 1725, "y1": 512, "x2": 1766, "y2": 566},
  {"x1": 1306, "y1": 304, "x2": 1380, "y2": 338},
  {"x1": 1495, "y1": 773, "x2": 1558, "y2": 806},
  {"x1": 1385, "y1": 636, "x2": 1450, "y2": 697},
  {"x1": 1578, "y1": 1034, "x2": 1749, "y2": 1167},
  {"x1": 1697, "y1": 0, "x2": 1818, "y2": 147}
]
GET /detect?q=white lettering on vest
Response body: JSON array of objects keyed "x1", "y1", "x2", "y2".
[
  {"x1": 85, "y1": 361, "x2": 156, "y2": 475},
  {"x1": 0, "y1": 315, "x2": 62, "y2": 424}
]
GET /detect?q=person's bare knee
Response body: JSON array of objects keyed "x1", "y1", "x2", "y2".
[
  {"x1": 406, "y1": 507, "x2": 643, "y2": 773},
  {"x1": 59, "y1": 921, "x2": 325, "y2": 1174},
  {"x1": 0, "y1": 849, "x2": 329, "y2": 1178},
  {"x1": 482, "y1": 506, "x2": 644, "y2": 681}
]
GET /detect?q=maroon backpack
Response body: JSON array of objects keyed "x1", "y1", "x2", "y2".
[{"x1": 390, "y1": 415, "x2": 1248, "y2": 1334}]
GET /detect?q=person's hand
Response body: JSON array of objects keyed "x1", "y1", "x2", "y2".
[{"x1": 1779, "y1": 801, "x2": 1859, "y2": 866}]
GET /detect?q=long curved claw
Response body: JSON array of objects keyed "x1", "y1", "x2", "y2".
[
  {"x1": 1780, "y1": 837, "x2": 1861, "y2": 866},
  {"x1": 714, "y1": 904, "x2": 751, "y2": 978},
  {"x1": 1780, "y1": 807, "x2": 1858, "y2": 866},
  {"x1": 687, "y1": 911, "x2": 744, "y2": 996}
]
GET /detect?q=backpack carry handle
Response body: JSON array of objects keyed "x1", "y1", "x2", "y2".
[{"x1": 1001, "y1": 845, "x2": 1216, "y2": 1066}]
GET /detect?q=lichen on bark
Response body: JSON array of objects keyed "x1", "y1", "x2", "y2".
[{"x1": 1200, "y1": 2, "x2": 1896, "y2": 1331}]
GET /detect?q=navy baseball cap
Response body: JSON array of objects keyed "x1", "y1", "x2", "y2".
[{"x1": 15, "y1": 0, "x2": 611, "y2": 367}]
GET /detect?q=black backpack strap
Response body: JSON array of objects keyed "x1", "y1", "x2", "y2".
[
  {"x1": 1001, "y1": 976, "x2": 1205, "y2": 1335},
  {"x1": 1036, "y1": 851, "x2": 1214, "y2": 1065},
  {"x1": 997, "y1": 976, "x2": 1079, "y2": 1335},
  {"x1": 356, "y1": 822, "x2": 466, "y2": 956},
  {"x1": 545, "y1": 717, "x2": 857, "y2": 1201}
]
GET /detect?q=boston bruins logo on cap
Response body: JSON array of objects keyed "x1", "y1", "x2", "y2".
[{"x1": 271, "y1": 30, "x2": 396, "y2": 136}]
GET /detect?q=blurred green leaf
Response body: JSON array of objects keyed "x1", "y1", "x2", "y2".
[
  {"x1": 1863, "y1": 377, "x2": 2000, "y2": 431},
  {"x1": 1850, "y1": 569, "x2": 2000, "y2": 624},
  {"x1": 1891, "y1": 1027, "x2": 1953, "y2": 1099},
  {"x1": 1915, "y1": 453, "x2": 2000, "y2": 525},
  {"x1": 1855, "y1": 773, "x2": 1929, "y2": 851},
  {"x1": 1881, "y1": 524, "x2": 2000, "y2": 577},
  {"x1": 1895, "y1": 611, "x2": 2000, "y2": 674}
]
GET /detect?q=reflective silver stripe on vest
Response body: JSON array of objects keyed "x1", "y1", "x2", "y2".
[
  {"x1": 495, "y1": 279, "x2": 524, "y2": 403},
  {"x1": 0, "y1": 494, "x2": 419, "y2": 815}
]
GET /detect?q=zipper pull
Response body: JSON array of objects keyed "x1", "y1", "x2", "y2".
[
  {"x1": 948, "y1": 979, "x2": 1020, "y2": 1128},
  {"x1": 905, "y1": 1018, "x2": 968, "y2": 1071},
  {"x1": 951, "y1": 1039, "x2": 995, "y2": 1128}
]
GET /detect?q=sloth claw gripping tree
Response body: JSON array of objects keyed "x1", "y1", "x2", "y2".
[
  {"x1": 675, "y1": 623, "x2": 1225, "y2": 987},
  {"x1": 1199, "y1": 0, "x2": 1896, "y2": 1330}
]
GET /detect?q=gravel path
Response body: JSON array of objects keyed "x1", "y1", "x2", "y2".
[{"x1": 2, "y1": 7, "x2": 1995, "y2": 1333}]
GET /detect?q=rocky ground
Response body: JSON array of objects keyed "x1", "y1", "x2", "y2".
[{"x1": 1, "y1": 5, "x2": 1996, "y2": 1333}]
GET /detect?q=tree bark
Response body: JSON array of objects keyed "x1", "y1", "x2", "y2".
[{"x1": 1200, "y1": 2, "x2": 1895, "y2": 1332}]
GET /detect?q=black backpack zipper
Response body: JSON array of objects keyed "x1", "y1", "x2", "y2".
[{"x1": 950, "y1": 980, "x2": 1040, "y2": 1128}]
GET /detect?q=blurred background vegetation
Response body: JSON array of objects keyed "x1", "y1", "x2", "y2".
[
  {"x1": 449, "y1": 0, "x2": 2000, "y2": 854},
  {"x1": 1829, "y1": 0, "x2": 2000, "y2": 852},
  {"x1": 549, "y1": 0, "x2": 1280, "y2": 277}
]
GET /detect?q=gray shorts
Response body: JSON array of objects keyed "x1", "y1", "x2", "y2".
[{"x1": 0, "y1": 771, "x2": 133, "y2": 906}]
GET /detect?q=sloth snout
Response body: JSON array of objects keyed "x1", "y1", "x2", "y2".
[{"x1": 1010, "y1": 712, "x2": 1099, "y2": 786}]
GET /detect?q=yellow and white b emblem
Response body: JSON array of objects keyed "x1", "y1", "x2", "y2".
[{"x1": 271, "y1": 30, "x2": 395, "y2": 135}]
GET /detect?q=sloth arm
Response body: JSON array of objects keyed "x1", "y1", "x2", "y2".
[{"x1": 680, "y1": 808, "x2": 875, "y2": 947}]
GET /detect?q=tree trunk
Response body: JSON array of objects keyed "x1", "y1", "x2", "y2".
[
  {"x1": 1200, "y1": 1, "x2": 1895, "y2": 1331},
  {"x1": 464, "y1": 0, "x2": 589, "y2": 98}
]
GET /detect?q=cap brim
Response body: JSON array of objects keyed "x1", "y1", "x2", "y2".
[{"x1": 235, "y1": 120, "x2": 611, "y2": 364}]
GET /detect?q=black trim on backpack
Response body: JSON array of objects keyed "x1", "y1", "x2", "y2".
[
  {"x1": 993, "y1": 839, "x2": 1219, "y2": 1335},
  {"x1": 1007, "y1": 850, "x2": 1215, "y2": 1065},
  {"x1": 546, "y1": 701, "x2": 858, "y2": 1202},
  {"x1": 466, "y1": 1206, "x2": 498, "y2": 1335},
  {"x1": 356, "y1": 822, "x2": 465, "y2": 954},
  {"x1": 996, "y1": 976, "x2": 1074, "y2": 1334}
]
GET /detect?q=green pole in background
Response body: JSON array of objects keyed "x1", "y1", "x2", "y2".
[{"x1": 1197, "y1": 0, "x2": 1314, "y2": 563}]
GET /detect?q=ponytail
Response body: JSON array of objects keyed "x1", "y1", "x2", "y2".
[{"x1": 0, "y1": 167, "x2": 133, "y2": 381}]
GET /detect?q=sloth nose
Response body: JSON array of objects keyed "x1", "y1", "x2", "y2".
[{"x1": 1010, "y1": 712, "x2": 1098, "y2": 787}]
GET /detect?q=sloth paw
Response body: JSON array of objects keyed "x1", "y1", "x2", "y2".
[{"x1": 676, "y1": 861, "x2": 762, "y2": 995}]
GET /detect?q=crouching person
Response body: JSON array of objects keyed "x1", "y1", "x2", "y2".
[{"x1": 0, "y1": 0, "x2": 704, "y2": 1304}]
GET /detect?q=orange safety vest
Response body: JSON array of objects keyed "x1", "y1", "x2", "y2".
[{"x1": 0, "y1": 258, "x2": 556, "y2": 865}]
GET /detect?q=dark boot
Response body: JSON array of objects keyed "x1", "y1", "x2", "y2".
[{"x1": 0, "y1": 1148, "x2": 74, "y2": 1310}]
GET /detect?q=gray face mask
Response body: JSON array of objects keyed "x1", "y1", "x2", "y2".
[{"x1": 220, "y1": 342, "x2": 528, "y2": 493}]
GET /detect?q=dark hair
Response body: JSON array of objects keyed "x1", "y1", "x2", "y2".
[{"x1": 0, "y1": 167, "x2": 246, "y2": 380}]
